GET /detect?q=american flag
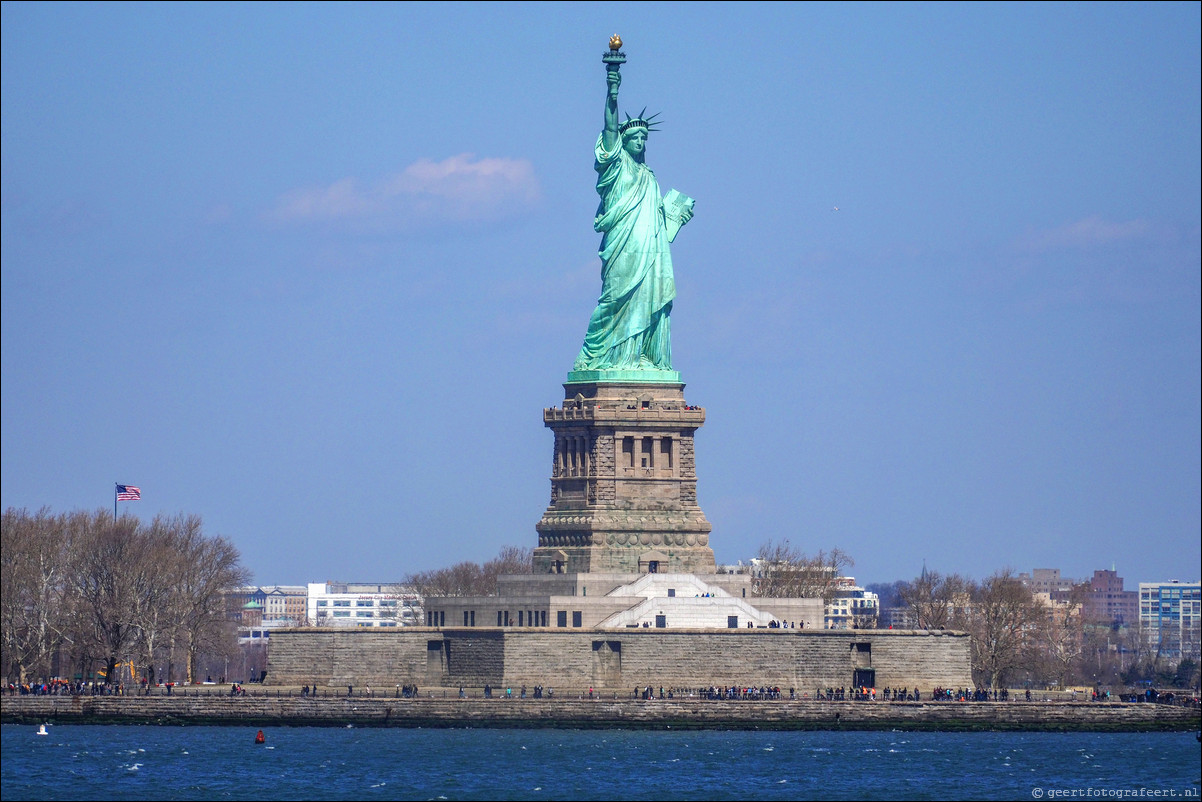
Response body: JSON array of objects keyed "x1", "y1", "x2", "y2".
[{"x1": 116, "y1": 485, "x2": 141, "y2": 501}]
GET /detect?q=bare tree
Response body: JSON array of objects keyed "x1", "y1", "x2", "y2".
[
  {"x1": 1, "y1": 508, "x2": 71, "y2": 684},
  {"x1": 897, "y1": 569, "x2": 973, "y2": 630},
  {"x1": 1, "y1": 507, "x2": 252, "y2": 688},
  {"x1": 406, "y1": 545, "x2": 533, "y2": 598},
  {"x1": 482, "y1": 545, "x2": 533, "y2": 587},
  {"x1": 751, "y1": 540, "x2": 854, "y2": 605},
  {"x1": 173, "y1": 518, "x2": 250, "y2": 684},
  {"x1": 68, "y1": 510, "x2": 152, "y2": 686},
  {"x1": 133, "y1": 515, "x2": 190, "y2": 688},
  {"x1": 407, "y1": 561, "x2": 486, "y2": 597},
  {"x1": 1035, "y1": 583, "x2": 1090, "y2": 689},
  {"x1": 1078, "y1": 621, "x2": 1126, "y2": 688},
  {"x1": 969, "y1": 569, "x2": 1044, "y2": 690}
]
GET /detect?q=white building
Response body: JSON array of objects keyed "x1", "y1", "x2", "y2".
[
  {"x1": 1138, "y1": 579, "x2": 1201, "y2": 659},
  {"x1": 306, "y1": 582, "x2": 423, "y2": 628},
  {"x1": 259, "y1": 585, "x2": 308, "y2": 624},
  {"x1": 731, "y1": 561, "x2": 879, "y2": 630},
  {"x1": 712, "y1": 562, "x2": 880, "y2": 630},
  {"x1": 825, "y1": 578, "x2": 879, "y2": 630}
]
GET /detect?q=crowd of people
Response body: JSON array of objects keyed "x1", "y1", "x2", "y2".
[
  {"x1": 480, "y1": 684, "x2": 552, "y2": 699},
  {"x1": 8, "y1": 679, "x2": 85, "y2": 695},
  {"x1": 930, "y1": 687, "x2": 1007, "y2": 702},
  {"x1": 7, "y1": 679, "x2": 1194, "y2": 707},
  {"x1": 7, "y1": 680, "x2": 126, "y2": 696},
  {"x1": 696, "y1": 686, "x2": 789, "y2": 700}
]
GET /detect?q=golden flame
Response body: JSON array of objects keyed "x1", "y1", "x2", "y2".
[{"x1": 609, "y1": 34, "x2": 623, "y2": 51}]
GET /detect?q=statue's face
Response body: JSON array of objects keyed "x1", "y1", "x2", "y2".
[{"x1": 623, "y1": 129, "x2": 647, "y2": 160}]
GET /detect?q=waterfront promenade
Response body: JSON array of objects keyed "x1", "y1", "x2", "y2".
[{"x1": 3, "y1": 690, "x2": 1198, "y2": 731}]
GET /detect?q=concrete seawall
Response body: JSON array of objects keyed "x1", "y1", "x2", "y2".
[{"x1": 3, "y1": 695, "x2": 1198, "y2": 731}]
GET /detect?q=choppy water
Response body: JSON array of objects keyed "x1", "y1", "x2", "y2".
[{"x1": 2, "y1": 725, "x2": 1199, "y2": 801}]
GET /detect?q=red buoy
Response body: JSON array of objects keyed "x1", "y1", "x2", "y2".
[{"x1": 254, "y1": 729, "x2": 265, "y2": 744}]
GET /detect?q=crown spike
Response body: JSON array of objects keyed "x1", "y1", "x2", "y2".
[{"x1": 618, "y1": 107, "x2": 665, "y2": 136}]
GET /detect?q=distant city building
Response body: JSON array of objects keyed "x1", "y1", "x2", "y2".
[
  {"x1": 227, "y1": 585, "x2": 309, "y2": 642},
  {"x1": 1138, "y1": 579, "x2": 1201, "y2": 659},
  {"x1": 260, "y1": 585, "x2": 308, "y2": 625},
  {"x1": 1034, "y1": 589, "x2": 1081, "y2": 622},
  {"x1": 1019, "y1": 568, "x2": 1077, "y2": 595},
  {"x1": 227, "y1": 587, "x2": 260, "y2": 625},
  {"x1": 1082, "y1": 569, "x2": 1138, "y2": 627},
  {"x1": 307, "y1": 582, "x2": 422, "y2": 628},
  {"x1": 1023, "y1": 568, "x2": 1139, "y2": 629},
  {"x1": 882, "y1": 606, "x2": 916, "y2": 630},
  {"x1": 825, "y1": 578, "x2": 879, "y2": 630},
  {"x1": 240, "y1": 600, "x2": 263, "y2": 628},
  {"x1": 228, "y1": 586, "x2": 308, "y2": 623}
]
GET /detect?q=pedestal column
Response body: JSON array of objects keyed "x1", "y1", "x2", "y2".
[{"x1": 535, "y1": 381, "x2": 715, "y2": 574}]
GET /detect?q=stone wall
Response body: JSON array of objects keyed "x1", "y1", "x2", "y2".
[
  {"x1": 4, "y1": 694, "x2": 1198, "y2": 732},
  {"x1": 266, "y1": 628, "x2": 973, "y2": 692},
  {"x1": 267, "y1": 629, "x2": 429, "y2": 688},
  {"x1": 443, "y1": 631, "x2": 505, "y2": 686},
  {"x1": 870, "y1": 632, "x2": 974, "y2": 689}
]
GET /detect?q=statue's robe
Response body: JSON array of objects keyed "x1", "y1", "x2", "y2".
[{"x1": 573, "y1": 132, "x2": 675, "y2": 370}]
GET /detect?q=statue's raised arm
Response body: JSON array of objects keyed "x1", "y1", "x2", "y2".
[
  {"x1": 602, "y1": 66, "x2": 621, "y2": 151},
  {"x1": 570, "y1": 38, "x2": 694, "y2": 381}
]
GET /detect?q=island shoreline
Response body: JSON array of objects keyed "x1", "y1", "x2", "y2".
[{"x1": 4, "y1": 695, "x2": 1198, "y2": 732}]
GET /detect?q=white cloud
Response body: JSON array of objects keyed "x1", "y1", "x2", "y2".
[
  {"x1": 272, "y1": 178, "x2": 374, "y2": 222},
  {"x1": 268, "y1": 154, "x2": 541, "y2": 228},
  {"x1": 1018, "y1": 216, "x2": 1152, "y2": 252}
]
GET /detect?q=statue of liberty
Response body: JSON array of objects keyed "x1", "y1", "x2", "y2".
[{"x1": 571, "y1": 37, "x2": 694, "y2": 378}]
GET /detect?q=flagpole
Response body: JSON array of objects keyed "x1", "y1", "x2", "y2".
[{"x1": 114, "y1": 483, "x2": 118, "y2": 520}]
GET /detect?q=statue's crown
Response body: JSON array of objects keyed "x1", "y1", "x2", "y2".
[{"x1": 619, "y1": 108, "x2": 662, "y2": 136}]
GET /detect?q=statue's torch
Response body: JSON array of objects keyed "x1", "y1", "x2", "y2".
[{"x1": 603, "y1": 34, "x2": 626, "y2": 73}]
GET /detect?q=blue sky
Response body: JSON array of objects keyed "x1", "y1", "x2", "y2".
[{"x1": 3, "y1": 2, "x2": 1199, "y2": 589}]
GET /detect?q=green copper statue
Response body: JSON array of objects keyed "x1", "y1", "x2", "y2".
[{"x1": 570, "y1": 37, "x2": 694, "y2": 381}]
